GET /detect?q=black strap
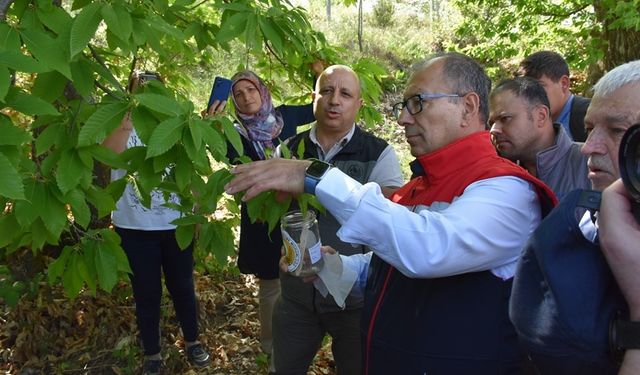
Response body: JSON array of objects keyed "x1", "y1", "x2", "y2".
[
  {"x1": 612, "y1": 318, "x2": 640, "y2": 350},
  {"x1": 577, "y1": 190, "x2": 601, "y2": 211}
]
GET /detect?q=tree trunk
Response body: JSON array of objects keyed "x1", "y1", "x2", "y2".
[
  {"x1": 326, "y1": 0, "x2": 331, "y2": 22},
  {"x1": 358, "y1": 0, "x2": 363, "y2": 52},
  {"x1": 593, "y1": 0, "x2": 640, "y2": 71}
]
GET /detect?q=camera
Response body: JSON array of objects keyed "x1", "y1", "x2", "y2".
[
  {"x1": 619, "y1": 123, "x2": 640, "y2": 222},
  {"x1": 137, "y1": 71, "x2": 160, "y2": 85}
]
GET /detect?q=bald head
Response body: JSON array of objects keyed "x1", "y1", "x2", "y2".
[
  {"x1": 315, "y1": 65, "x2": 361, "y2": 98},
  {"x1": 312, "y1": 64, "x2": 364, "y2": 134}
]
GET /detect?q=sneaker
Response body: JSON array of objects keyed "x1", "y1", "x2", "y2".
[
  {"x1": 186, "y1": 343, "x2": 211, "y2": 368},
  {"x1": 142, "y1": 359, "x2": 162, "y2": 375}
]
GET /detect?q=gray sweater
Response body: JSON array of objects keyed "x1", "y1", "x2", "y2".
[{"x1": 535, "y1": 124, "x2": 590, "y2": 198}]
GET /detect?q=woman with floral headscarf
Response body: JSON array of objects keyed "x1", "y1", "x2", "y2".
[{"x1": 206, "y1": 69, "x2": 317, "y2": 359}]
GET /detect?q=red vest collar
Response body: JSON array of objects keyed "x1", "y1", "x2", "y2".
[{"x1": 412, "y1": 131, "x2": 496, "y2": 184}]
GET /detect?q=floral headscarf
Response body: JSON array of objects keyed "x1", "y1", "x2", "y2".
[{"x1": 231, "y1": 71, "x2": 284, "y2": 158}]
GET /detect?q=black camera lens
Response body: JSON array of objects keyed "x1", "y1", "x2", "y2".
[{"x1": 619, "y1": 124, "x2": 640, "y2": 203}]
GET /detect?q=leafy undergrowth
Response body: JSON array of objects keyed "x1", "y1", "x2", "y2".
[{"x1": 1, "y1": 270, "x2": 335, "y2": 374}]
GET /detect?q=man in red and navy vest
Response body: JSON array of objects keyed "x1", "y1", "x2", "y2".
[{"x1": 226, "y1": 52, "x2": 557, "y2": 375}]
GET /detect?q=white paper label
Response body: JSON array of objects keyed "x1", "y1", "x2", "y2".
[{"x1": 308, "y1": 241, "x2": 322, "y2": 264}]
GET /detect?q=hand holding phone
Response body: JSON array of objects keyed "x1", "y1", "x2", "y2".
[{"x1": 207, "y1": 76, "x2": 232, "y2": 113}]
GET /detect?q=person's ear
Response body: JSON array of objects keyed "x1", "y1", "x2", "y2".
[
  {"x1": 560, "y1": 75, "x2": 570, "y2": 93},
  {"x1": 535, "y1": 104, "x2": 549, "y2": 126},
  {"x1": 461, "y1": 92, "x2": 480, "y2": 124}
]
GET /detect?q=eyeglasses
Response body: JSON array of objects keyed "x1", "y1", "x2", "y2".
[{"x1": 392, "y1": 92, "x2": 464, "y2": 119}]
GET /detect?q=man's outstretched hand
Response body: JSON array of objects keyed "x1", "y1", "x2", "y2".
[{"x1": 224, "y1": 158, "x2": 312, "y2": 201}]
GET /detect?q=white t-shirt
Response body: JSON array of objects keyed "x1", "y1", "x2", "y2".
[{"x1": 111, "y1": 130, "x2": 181, "y2": 230}]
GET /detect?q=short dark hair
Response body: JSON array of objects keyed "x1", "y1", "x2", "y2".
[
  {"x1": 519, "y1": 51, "x2": 570, "y2": 82},
  {"x1": 437, "y1": 52, "x2": 492, "y2": 123},
  {"x1": 491, "y1": 76, "x2": 551, "y2": 112}
]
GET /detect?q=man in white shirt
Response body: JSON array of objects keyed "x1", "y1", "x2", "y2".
[
  {"x1": 272, "y1": 65, "x2": 403, "y2": 375},
  {"x1": 226, "y1": 52, "x2": 555, "y2": 374}
]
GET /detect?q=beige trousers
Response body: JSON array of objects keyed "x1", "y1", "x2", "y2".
[{"x1": 258, "y1": 278, "x2": 281, "y2": 355}]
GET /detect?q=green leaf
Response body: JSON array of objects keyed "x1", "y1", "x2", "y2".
[
  {"x1": 31, "y1": 71, "x2": 67, "y2": 104},
  {"x1": 94, "y1": 240, "x2": 118, "y2": 292},
  {"x1": 0, "y1": 152, "x2": 25, "y2": 200},
  {"x1": 65, "y1": 189, "x2": 91, "y2": 229},
  {"x1": 30, "y1": 218, "x2": 50, "y2": 251},
  {"x1": 85, "y1": 186, "x2": 116, "y2": 219},
  {"x1": 40, "y1": 183, "x2": 68, "y2": 238},
  {"x1": 20, "y1": 28, "x2": 71, "y2": 78},
  {"x1": 198, "y1": 221, "x2": 235, "y2": 264},
  {"x1": 0, "y1": 115, "x2": 31, "y2": 146},
  {"x1": 146, "y1": 14, "x2": 184, "y2": 41},
  {"x1": 91, "y1": 144, "x2": 129, "y2": 170},
  {"x1": 105, "y1": 178, "x2": 127, "y2": 203},
  {"x1": 36, "y1": 2, "x2": 72, "y2": 34},
  {"x1": 62, "y1": 251, "x2": 84, "y2": 298},
  {"x1": 220, "y1": 117, "x2": 243, "y2": 156},
  {"x1": 77, "y1": 102, "x2": 130, "y2": 147},
  {"x1": 135, "y1": 93, "x2": 183, "y2": 116},
  {"x1": 4, "y1": 87, "x2": 60, "y2": 116},
  {"x1": 13, "y1": 179, "x2": 40, "y2": 227},
  {"x1": 48, "y1": 245, "x2": 73, "y2": 284},
  {"x1": 146, "y1": 117, "x2": 185, "y2": 158},
  {"x1": 188, "y1": 118, "x2": 204, "y2": 150},
  {"x1": 101, "y1": 3, "x2": 132, "y2": 43},
  {"x1": 56, "y1": 149, "x2": 87, "y2": 194},
  {"x1": 102, "y1": 231, "x2": 131, "y2": 274},
  {"x1": 75, "y1": 250, "x2": 95, "y2": 296},
  {"x1": 70, "y1": 2, "x2": 103, "y2": 57},
  {"x1": 200, "y1": 123, "x2": 227, "y2": 161},
  {"x1": 34, "y1": 122, "x2": 62, "y2": 156},
  {"x1": 171, "y1": 215, "x2": 206, "y2": 226},
  {"x1": 182, "y1": 132, "x2": 211, "y2": 174},
  {"x1": 175, "y1": 224, "x2": 195, "y2": 250},
  {"x1": 0, "y1": 214, "x2": 21, "y2": 248},
  {"x1": 217, "y1": 12, "x2": 248, "y2": 44},
  {"x1": 0, "y1": 23, "x2": 21, "y2": 51},
  {"x1": 70, "y1": 58, "x2": 96, "y2": 99},
  {"x1": 0, "y1": 51, "x2": 46, "y2": 73},
  {"x1": 259, "y1": 18, "x2": 284, "y2": 53},
  {"x1": 0, "y1": 67, "x2": 9, "y2": 101},
  {"x1": 175, "y1": 148, "x2": 191, "y2": 192}
]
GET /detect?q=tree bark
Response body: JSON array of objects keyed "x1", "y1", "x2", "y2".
[
  {"x1": 358, "y1": 0, "x2": 363, "y2": 52},
  {"x1": 593, "y1": 0, "x2": 640, "y2": 71}
]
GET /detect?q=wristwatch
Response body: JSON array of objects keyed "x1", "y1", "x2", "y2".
[{"x1": 304, "y1": 159, "x2": 332, "y2": 194}]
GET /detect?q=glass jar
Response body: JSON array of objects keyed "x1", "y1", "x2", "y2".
[{"x1": 281, "y1": 210, "x2": 323, "y2": 277}]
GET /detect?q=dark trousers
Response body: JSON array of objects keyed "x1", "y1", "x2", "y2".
[{"x1": 116, "y1": 227, "x2": 198, "y2": 356}]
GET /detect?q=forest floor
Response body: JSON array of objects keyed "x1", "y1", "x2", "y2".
[{"x1": 0, "y1": 269, "x2": 336, "y2": 374}]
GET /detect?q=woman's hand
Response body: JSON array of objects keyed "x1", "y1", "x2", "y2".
[{"x1": 201, "y1": 99, "x2": 227, "y2": 118}]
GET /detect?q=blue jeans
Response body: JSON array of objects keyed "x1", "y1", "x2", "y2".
[{"x1": 116, "y1": 227, "x2": 198, "y2": 355}]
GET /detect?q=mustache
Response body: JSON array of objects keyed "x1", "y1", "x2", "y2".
[
  {"x1": 326, "y1": 106, "x2": 343, "y2": 114},
  {"x1": 587, "y1": 156, "x2": 610, "y2": 171}
]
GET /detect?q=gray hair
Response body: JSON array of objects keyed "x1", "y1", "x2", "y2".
[
  {"x1": 414, "y1": 52, "x2": 492, "y2": 123},
  {"x1": 593, "y1": 60, "x2": 640, "y2": 98}
]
